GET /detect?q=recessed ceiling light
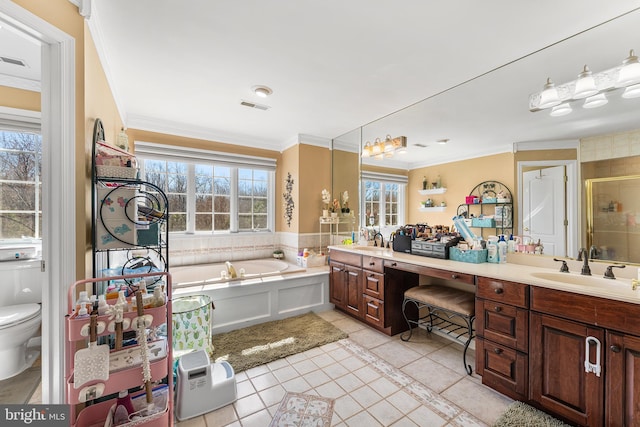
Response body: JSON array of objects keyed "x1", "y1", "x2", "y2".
[
  {"x1": 437, "y1": 139, "x2": 449, "y2": 145},
  {"x1": 252, "y1": 85, "x2": 273, "y2": 98}
]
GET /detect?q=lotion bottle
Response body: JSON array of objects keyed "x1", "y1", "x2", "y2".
[
  {"x1": 487, "y1": 239, "x2": 498, "y2": 263},
  {"x1": 497, "y1": 235, "x2": 508, "y2": 264}
]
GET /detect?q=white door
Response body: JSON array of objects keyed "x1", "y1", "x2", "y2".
[{"x1": 522, "y1": 165, "x2": 566, "y2": 256}]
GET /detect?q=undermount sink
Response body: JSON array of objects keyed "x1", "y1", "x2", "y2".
[{"x1": 530, "y1": 271, "x2": 628, "y2": 288}]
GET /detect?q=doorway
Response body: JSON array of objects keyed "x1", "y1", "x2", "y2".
[
  {"x1": 0, "y1": 2, "x2": 75, "y2": 404},
  {"x1": 517, "y1": 160, "x2": 578, "y2": 258}
]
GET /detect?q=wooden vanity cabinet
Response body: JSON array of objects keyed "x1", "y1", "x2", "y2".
[
  {"x1": 606, "y1": 331, "x2": 640, "y2": 426},
  {"x1": 475, "y1": 276, "x2": 529, "y2": 401},
  {"x1": 329, "y1": 250, "x2": 363, "y2": 319}
]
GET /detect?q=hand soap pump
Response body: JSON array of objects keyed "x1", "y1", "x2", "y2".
[
  {"x1": 507, "y1": 234, "x2": 515, "y2": 253},
  {"x1": 497, "y1": 235, "x2": 508, "y2": 264}
]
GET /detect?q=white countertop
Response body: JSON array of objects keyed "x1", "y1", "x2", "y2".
[{"x1": 328, "y1": 245, "x2": 640, "y2": 305}]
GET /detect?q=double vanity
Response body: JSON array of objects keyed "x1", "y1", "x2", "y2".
[{"x1": 328, "y1": 245, "x2": 640, "y2": 427}]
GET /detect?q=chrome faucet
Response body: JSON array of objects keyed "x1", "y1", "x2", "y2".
[
  {"x1": 589, "y1": 245, "x2": 599, "y2": 259},
  {"x1": 577, "y1": 248, "x2": 591, "y2": 276},
  {"x1": 225, "y1": 261, "x2": 238, "y2": 278},
  {"x1": 373, "y1": 232, "x2": 384, "y2": 248}
]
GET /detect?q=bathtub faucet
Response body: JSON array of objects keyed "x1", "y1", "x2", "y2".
[{"x1": 225, "y1": 261, "x2": 238, "y2": 279}]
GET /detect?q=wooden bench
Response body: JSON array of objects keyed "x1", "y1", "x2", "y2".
[{"x1": 400, "y1": 285, "x2": 475, "y2": 375}]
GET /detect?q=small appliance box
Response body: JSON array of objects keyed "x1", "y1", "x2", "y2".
[{"x1": 392, "y1": 234, "x2": 412, "y2": 253}]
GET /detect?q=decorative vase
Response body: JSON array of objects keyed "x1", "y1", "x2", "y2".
[
  {"x1": 322, "y1": 209, "x2": 328, "y2": 218},
  {"x1": 331, "y1": 212, "x2": 338, "y2": 218}
]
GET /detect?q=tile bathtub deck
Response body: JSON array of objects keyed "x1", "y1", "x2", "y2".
[{"x1": 176, "y1": 309, "x2": 513, "y2": 427}]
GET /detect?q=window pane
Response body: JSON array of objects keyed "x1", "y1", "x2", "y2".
[
  {"x1": 253, "y1": 198, "x2": 267, "y2": 214},
  {"x1": 214, "y1": 195, "x2": 230, "y2": 212},
  {"x1": 0, "y1": 213, "x2": 35, "y2": 238},
  {"x1": 214, "y1": 213, "x2": 230, "y2": 230},
  {"x1": 238, "y1": 197, "x2": 252, "y2": 212},
  {"x1": 169, "y1": 214, "x2": 186, "y2": 232},
  {"x1": 1, "y1": 183, "x2": 36, "y2": 210},
  {"x1": 168, "y1": 194, "x2": 186, "y2": 212},
  {"x1": 195, "y1": 175, "x2": 212, "y2": 193},
  {"x1": 195, "y1": 213, "x2": 212, "y2": 231},
  {"x1": 238, "y1": 214, "x2": 252, "y2": 229},
  {"x1": 254, "y1": 215, "x2": 267, "y2": 229},
  {"x1": 196, "y1": 195, "x2": 212, "y2": 212}
]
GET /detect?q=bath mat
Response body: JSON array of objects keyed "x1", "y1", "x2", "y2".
[
  {"x1": 269, "y1": 392, "x2": 334, "y2": 427},
  {"x1": 211, "y1": 312, "x2": 347, "y2": 373},
  {"x1": 493, "y1": 401, "x2": 572, "y2": 427}
]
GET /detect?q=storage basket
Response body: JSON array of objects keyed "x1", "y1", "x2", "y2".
[
  {"x1": 449, "y1": 247, "x2": 488, "y2": 264},
  {"x1": 482, "y1": 197, "x2": 497, "y2": 203},
  {"x1": 172, "y1": 295, "x2": 214, "y2": 359},
  {"x1": 472, "y1": 217, "x2": 496, "y2": 228},
  {"x1": 96, "y1": 165, "x2": 139, "y2": 179}
]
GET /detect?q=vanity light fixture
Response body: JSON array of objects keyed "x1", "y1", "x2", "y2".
[
  {"x1": 529, "y1": 49, "x2": 640, "y2": 116},
  {"x1": 361, "y1": 135, "x2": 407, "y2": 159},
  {"x1": 252, "y1": 85, "x2": 273, "y2": 98}
]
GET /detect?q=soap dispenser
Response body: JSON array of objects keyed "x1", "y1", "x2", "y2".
[{"x1": 497, "y1": 235, "x2": 507, "y2": 264}]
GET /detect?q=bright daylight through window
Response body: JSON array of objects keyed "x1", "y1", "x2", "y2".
[{"x1": 362, "y1": 180, "x2": 404, "y2": 227}]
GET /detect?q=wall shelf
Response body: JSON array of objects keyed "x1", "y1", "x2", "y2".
[
  {"x1": 418, "y1": 206, "x2": 447, "y2": 212},
  {"x1": 418, "y1": 187, "x2": 447, "y2": 195}
]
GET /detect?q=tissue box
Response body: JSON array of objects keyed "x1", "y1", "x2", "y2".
[
  {"x1": 449, "y1": 247, "x2": 488, "y2": 264},
  {"x1": 472, "y1": 217, "x2": 496, "y2": 228},
  {"x1": 465, "y1": 196, "x2": 479, "y2": 204},
  {"x1": 302, "y1": 255, "x2": 326, "y2": 267}
]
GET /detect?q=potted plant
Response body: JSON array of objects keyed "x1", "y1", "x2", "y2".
[
  {"x1": 321, "y1": 189, "x2": 331, "y2": 218},
  {"x1": 273, "y1": 249, "x2": 284, "y2": 259},
  {"x1": 341, "y1": 190, "x2": 350, "y2": 213}
]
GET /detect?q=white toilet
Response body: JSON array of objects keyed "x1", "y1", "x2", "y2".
[{"x1": 0, "y1": 251, "x2": 43, "y2": 381}]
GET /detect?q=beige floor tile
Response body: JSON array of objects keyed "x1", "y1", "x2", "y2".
[
  {"x1": 272, "y1": 365, "x2": 299, "y2": 383},
  {"x1": 233, "y1": 393, "x2": 265, "y2": 419},
  {"x1": 349, "y1": 384, "x2": 383, "y2": 408},
  {"x1": 303, "y1": 369, "x2": 332, "y2": 388},
  {"x1": 339, "y1": 354, "x2": 366, "y2": 371},
  {"x1": 333, "y1": 317, "x2": 367, "y2": 333},
  {"x1": 334, "y1": 394, "x2": 364, "y2": 420},
  {"x1": 236, "y1": 380, "x2": 256, "y2": 399},
  {"x1": 344, "y1": 410, "x2": 383, "y2": 426},
  {"x1": 427, "y1": 343, "x2": 475, "y2": 376},
  {"x1": 244, "y1": 364, "x2": 269, "y2": 378},
  {"x1": 267, "y1": 357, "x2": 289, "y2": 371},
  {"x1": 315, "y1": 381, "x2": 347, "y2": 399},
  {"x1": 368, "y1": 399, "x2": 404, "y2": 425},
  {"x1": 311, "y1": 353, "x2": 336, "y2": 368},
  {"x1": 335, "y1": 373, "x2": 365, "y2": 393},
  {"x1": 303, "y1": 346, "x2": 325, "y2": 358},
  {"x1": 235, "y1": 371, "x2": 248, "y2": 382},
  {"x1": 397, "y1": 332, "x2": 450, "y2": 355},
  {"x1": 323, "y1": 362, "x2": 350, "y2": 379},
  {"x1": 325, "y1": 347, "x2": 351, "y2": 362},
  {"x1": 441, "y1": 377, "x2": 512, "y2": 425},
  {"x1": 390, "y1": 417, "x2": 420, "y2": 427},
  {"x1": 352, "y1": 365, "x2": 382, "y2": 384},
  {"x1": 317, "y1": 309, "x2": 348, "y2": 322},
  {"x1": 285, "y1": 351, "x2": 309, "y2": 364},
  {"x1": 386, "y1": 390, "x2": 421, "y2": 414},
  {"x1": 369, "y1": 376, "x2": 400, "y2": 398},
  {"x1": 370, "y1": 341, "x2": 424, "y2": 368},
  {"x1": 407, "y1": 405, "x2": 448, "y2": 427},
  {"x1": 258, "y1": 384, "x2": 287, "y2": 407},
  {"x1": 348, "y1": 328, "x2": 392, "y2": 349},
  {"x1": 281, "y1": 376, "x2": 312, "y2": 393},
  {"x1": 204, "y1": 404, "x2": 237, "y2": 427},
  {"x1": 401, "y1": 359, "x2": 463, "y2": 393},
  {"x1": 320, "y1": 341, "x2": 342, "y2": 352},
  {"x1": 251, "y1": 371, "x2": 279, "y2": 391},
  {"x1": 239, "y1": 408, "x2": 273, "y2": 427},
  {"x1": 292, "y1": 358, "x2": 319, "y2": 375},
  {"x1": 175, "y1": 415, "x2": 206, "y2": 426}
]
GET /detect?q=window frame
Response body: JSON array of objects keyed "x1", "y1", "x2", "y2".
[
  {"x1": 361, "y1": 172, "x2": 407, "y2": 228},
  {"x1": 135, "y1": 142, "x2": 276, "y2": 235}
]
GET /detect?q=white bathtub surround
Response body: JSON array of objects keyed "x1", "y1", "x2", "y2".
[{"x1": 172, "y1": 261, "x2": 331, "y2": 334}]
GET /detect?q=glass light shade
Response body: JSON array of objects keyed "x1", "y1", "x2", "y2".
[
  {"x1": 622, "y1": 83, "x2": 640, "y2": 99},
  {"x1": 538, "y1": 78, "x2": 561, "y2": 108},
  {"x1": 371, "y1": 138, "x2": 383, "y2": 155},
  {"x1": 383, "y1": 135, "x2": 394, "y2": 152},
  {"x1": 573, "y1": 66, "x2": 598, "y2": 99},
  {"x1": 616, "y1": 50, "x2": 640, "y2": 87},
  {"x1": 550, "y1": 103, "x2": 572, "y2": 117},
  {"x1": 583, "y1": 93, "x2": 608, "y2": 109},
  {"x1": 361, "y1": 142, "x2": 371, "y2": 157}
]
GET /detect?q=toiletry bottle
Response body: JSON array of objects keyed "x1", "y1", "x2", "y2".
[
  {"x1": 153, "y1": 286, "x2": 166, "y2": 307},
  {"x1": 116, "y1": 290, "x2": 128, "y2": 312},
  {"x1": 497, "y1": 235, "x2": 507, "y2": 264},
  {"x1": 507, "y1": 234, "x2": 515, "y2": 253},
  {"x1": 436, "y1": 175, "x2": 441, "y2": 188},
  {"x1": 97, "y1": 294, "x2": 109, "y2": 316},
  {"x1": 138, "y1": 279, "x2": 147, "y2": 294},
  {"x1": 76, "y1": 290, "x2": 91, "y2": 313},
  {"x1": 487, "y1": 240, "x2": 498, "y2": 263},
  {"x1": 422, "y1": 176, "x2": 427, "y2": 190},
  {"x1": 76, "y1": 303, "x2": 89, "y2": 319}
]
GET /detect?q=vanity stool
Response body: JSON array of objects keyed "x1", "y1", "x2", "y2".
[{"x1": 401, "y1": 285, "x2": 476, "y2": 375}]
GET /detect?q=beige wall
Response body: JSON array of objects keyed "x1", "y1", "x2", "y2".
[
  {"x1": 333, "y1": 149, "x2": 360, "y2": 224},
  {"x1": 0, "y1": 86, "x2": 40, "y2": 111},
  {"x1": 408, "y1": 152, "x2": 515, "y2": 236},
  {"x1": 299, "y1": 144, "x2": 331, "y2": 233},
  {"x1": 279, "y1": 144, "x2": 299, "y2": 232}
]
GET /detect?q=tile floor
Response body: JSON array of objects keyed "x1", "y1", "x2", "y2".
[{"x1": 176, "y1": 309, "x2": 513, "y2": 426}]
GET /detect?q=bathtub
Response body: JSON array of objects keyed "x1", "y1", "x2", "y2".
[{"x1": 172, "y1": 259, "x2": 331, "y2": 334}]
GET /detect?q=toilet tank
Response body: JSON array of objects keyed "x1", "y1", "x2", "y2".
[{"x1": 0, "y1": 254, "x2": 44, "y2": 307}]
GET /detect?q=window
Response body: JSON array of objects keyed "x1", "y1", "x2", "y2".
[
  {"x1": 0, "y1": 130, "x2": 42, "y2": 239},
  {"x1": 361, "y1": 172, "x2": 407, "y2": 227},
  {"x1": 136, "y1": 142, "x2": 276, "y2": 234}
]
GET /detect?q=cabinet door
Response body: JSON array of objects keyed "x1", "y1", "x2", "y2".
[
  {"x1": 606, "y1": 331, "x2": 640, "y2": 426},
  {"x1": 363, "y1": 294, "x2": 384, "y2": 328},
  {"x1": 476, "y1": 337, "x2": 528, "y2": 401},
  {"x1": 530, "y1": 312, "x2": 604, "y2": 427},
  {"x1": 329, "y1": 261, "x2": 346, "y2": 309},
  {"x1": 476, "y1": 298, "x2": 528, "y2": 352},
  {"x1": 345, "y1": 265, "x2": 363, "y2": 318},
  {"x1": 363, "y1": 271, "x2": 384, "y2": 299}
]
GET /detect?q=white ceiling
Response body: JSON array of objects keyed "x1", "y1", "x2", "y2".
[{"x1": 5, "y1": 1, "x2": 640, "y2": 168}]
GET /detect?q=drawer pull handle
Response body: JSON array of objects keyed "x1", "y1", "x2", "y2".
[
  {"x1": 369, "y1": 262, "x2": 375, "y2": 266},
  {"x1": 494, "y1": 348, "x2": 502, "y2": 354},
  {"x1": 451, "y1": 274, "x2": 458, "y2": 279},
  {"x1": 494, "y1": 306, "x2": 502, "y2": 312},
  {"x1": 610, "y1": 345, "x2": 621, "y2": 353},
  {"x1": 494, "y1": 288, "x2": 504, "y2": 294},
  {"x1": 391, "y1": 262, "x2": 397, "y2": 267}
]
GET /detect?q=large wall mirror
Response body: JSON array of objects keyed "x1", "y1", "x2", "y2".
[
  {"x1": 331, "y1": 127, "x2": 361, "y2": 239},
  {"x1": 330, "y1": 8, "x2": 640, "y2": 264}
]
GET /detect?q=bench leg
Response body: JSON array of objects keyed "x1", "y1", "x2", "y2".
[
  {"x1": 462, "y1": 316, "x2": 475, "y2": 375},
  {"x1": 400, "y1": 298, "x2": 414, "y2": 342}
]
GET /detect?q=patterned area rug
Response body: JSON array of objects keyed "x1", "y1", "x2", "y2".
[{"x1": 269, "y1": 392, "x2": 335, "y2": 427}]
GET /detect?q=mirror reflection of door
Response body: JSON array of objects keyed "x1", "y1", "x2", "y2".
[{"x1": 522, "y1": 165, "x2": 566, "y2": 256}]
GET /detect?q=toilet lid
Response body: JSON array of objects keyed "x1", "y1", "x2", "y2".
[{"x1": 0, "y1": 303, "x2": 41, "y2": 329}]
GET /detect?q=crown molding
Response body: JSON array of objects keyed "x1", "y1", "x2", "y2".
[
  {"x1": 407, "y1": 143, "x2": 514, "y2": 170},
  {"x1": 299, "y1": 133, "x2": 331, "y2": 149},
  {"x1": 513, "y1": 139, "x2": 579, "y2": 152},
  {"x1": 0, "y1": 74, "x2": 40, "y2": 91}
]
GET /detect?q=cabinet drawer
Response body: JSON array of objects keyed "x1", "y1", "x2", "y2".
[
  {"x1": 363, "y1": 256, "x2": 384, "y2": 273},
  {"x1": 476, "y1": 299, "x2": 528, "y2": 352},
  {"x1": 363, "y1": 294, "x2": 385, "y2": 328},
  {"x1": 383, "y1": 260, "x2": 474, "y2": 285},
  {"x1": 363, "y1": 271, "x2": 384, "y2": 299},
  {"x1": 329, "y1": 249, "x2": 361, "y2": 267},
  {"x1": 476, "y1": 276, "x2": 529, "y2": 308},
  {"x1": 476, "y1": 337, "x2": 528, "y2": 401}
]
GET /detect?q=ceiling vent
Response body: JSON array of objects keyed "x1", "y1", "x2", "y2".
[
  {"x1": 240, "y1": 100, "x2": 270, "y2": 110},
  {"x1": 0, "y1": 56, "x2": 27, "y2": 67},
  {"x1": 413, "y1": 143, "x2": 428, "y2": 148}
]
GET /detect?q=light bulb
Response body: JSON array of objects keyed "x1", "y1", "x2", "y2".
[{"x1": 616, "y1": 50, "x2": 640, "y2": 88}]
